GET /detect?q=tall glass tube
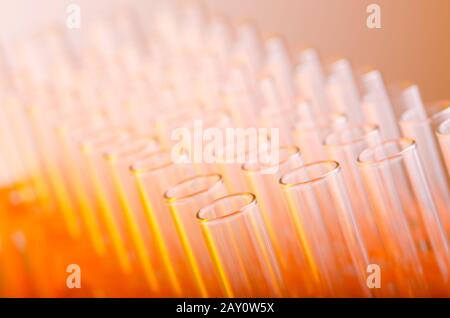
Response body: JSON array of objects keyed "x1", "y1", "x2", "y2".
[
  {"x1": 400, "y1": 99, "x2": 450, "y2": 233},
  {"x1": 324, "y1": 125, "x2": 384, "y2": 257},
  {"x1": 164, "y1": 173, "x2": 227, "y2": 297},
  {"x1": 55, "y1": 118, "x2": 108, "y2": 257},
  {"x1": 242, "y1": 145, "x2": 315, "y2": 296},
  {"x1": 293, "y1": 99, "x2": 347, "y2": 163},
  {"x1": 357, "y1": 138, "x2": 450, "y2": 296},
  {"x1": 280, "y1": 161, "x2": 370, "y2": 297},
  {"x1": 130, "y1": 150, "x2": 196, "y2": 296},
  {"x1": 197, "y1": 193, "x2": 285, "y2": 297},
  {"x1": 26, "y1": 103, "x2": 82, "y2": 238},
  {"x1": 78, "y1": 128, "x2": 134, "y2": 278},
  {"x1": 102, "y1": 136, "x2": 161, "y2": 293},
  {"x1": 213, "y1": 131, "x2": 270, "y2": 193},
  {"x1": 361, "y1": 70, "x2": 400, "y2": 140}
]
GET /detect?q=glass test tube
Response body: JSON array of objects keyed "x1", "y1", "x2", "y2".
[
  {"x1": 55, "y1": 117, "x2": 109, "y2": 257},
  {"x1": 102, "y1": 136, "x2": 161, "y2": 293},
  {"x1": 280, "y1": 161, "x2": 370, "y2": 297},
  {"x1": 324, "y1": 124, "x2": 384, "y2": 255},
  {"x1": 212, "y1": 130, "x2": 270, "y2": 193},
  {"x1": 242, "y1": 145, "x2": 315, "y2": 296},
  {"x1": 130, "y1": 150, "x2": 197, "y2": 296},
  {"x1": 26, "y1": 103, "x2": 82, "y2": 237},
  {"x1": 197, "y1": 193, "x2": 285, "y2": 297},
  {"x1": 399, "y1": 91, "x2": 450, "y2": 233},
  {"x1": 0, "y1": 97, "x2": 41, "y2": 203},
  {"x1": 357, "y1": 138, "x2": 450, "y2": 296},
  {"x1": 327, "y1": 59, "x2": 363, "y2": 125},
  {"x1": 293, "y1": 99, "x2": 347, "y2": 163},
  {"x1": 78, "y1": 128, "x2": 134, "y2": 276},
  {"x1": 164, "y1": 173, "x2": 227, "y2": 297},
  {"x1": 361, "y1": 70, "x2": 400, "y2": 140}
]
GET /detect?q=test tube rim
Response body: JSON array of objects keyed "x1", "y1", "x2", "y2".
[
  {"x1": 79, "y1": 128, "x2": 129, "y2": 154},
  {"x1": 356, "y1": 137, "x2": 416, "y2": 168},
  {"x1": 129, "y1": 148, "x2": 174, "y2": 175},
  {"x1": 164, "y1": 173, "x2": 224, "y2": 204},
  {"x1": 196, "y1": 192, "x2": 257, "y2": 224},
  {"x1": 323, "y1": 123, "x2": 379, "y2": 148},
  {"x1": 278, "y1": 160, "x2": 340, "y2": 188},
  {"x1": 436, "y1": 117, "x2": 450, "y2": 140},
  {"x1": 103, "y1": 135, "x2": 159, "y2": 162}
]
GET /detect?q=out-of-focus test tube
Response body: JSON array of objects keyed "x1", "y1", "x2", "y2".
[
  {"x1": 165, "y1": 173, "x2": 227, "y2": 297},
  {"x1": 55, "y1": 117, "x2": 108, "y2": 257},
  {"x1": 224, "y1": 66, "x2": 258, "y2": 127},
  {"x1": 280, "y1": 161, "x2": 370, "y2": 297},
  {"x1": 130, "y1": 150, "x2": 196, "y2": 296},
  {"x1": 213, "y1": 130, "x2": 270, "y2": 193},
  {"x1": 293, "y1": 99, "x2": 347, "y2": 163},
  {"x1": 102, "y1": 136, "x2": 161, "y2": 293},
  {"x1": 77, "y1": 128, "x2": 139, "y2": 293},
  {"x1": 295, "y1": 48, "x2": 330, "y2": 121},
  {"x1": 265, "y1": 36, "x2": 295, "y2": 108},
  {"x1": 324, "y1": 124, "x2": 384, "y2": 254},
  {"x1": 26, "y1": 102, "x2": 85, "y2": 239},
  {"x1": 242, "y1": 145, "x2": 315, "y2": 296},
  {"x1": 357, "y1": 138, "x2": 450, "y2": 296},
  {"x1": 233, "y1": 23, "x2": 263, "y2": 81},
  {"x1": 361, "y1": 70, "x2": 400, "y2": 140},
  {"x1": 327, "y1": 59, "x2": 364, "y2": 125},
  {"x1": 197, "y1": 193, "x2": 285, "y2": 297}
]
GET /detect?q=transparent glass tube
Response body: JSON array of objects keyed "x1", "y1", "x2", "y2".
[
  {"x1": 164, "y1": 173, "x2": 227, "y2": 297},
  {"x1": 78, "y1": 128, "x2": 134, "y2": 276},
  {"x1": 26, "y1": 104, "x2": 82, "y2": 237},
  {"x1": 324, "y1": 125, "x2": 385, "y2": 258},
  {"x1": 400, "y1": 105, "x2": 450, "y2": 233},
  {"x1": 130, "y1": 150, "x2": 197, "y2": 296},
  {"x1": 361, "y1": 70, "x2": 400, "y2": 140},
  {"x1": 437, "y1": 118, "x2": 450, "y2": 179},
  {"x1": 357, "y1": 138, "x2": 450, "y2": 296},
  {"x1": 327, "y1": 59, "x2": 363, "y2": 125},
  {"x1": 242, "y1": 145, "x2": 315, "y2": 296},
  {"x1": 0, "y1": 98, "x2": 41, "y2": 201},
  {"x1": 293, "y1": 100, "x2": 347, "y2": 163},
  {"x1": 213, "y1": 132, "x2": 270, "y2": 193},
  {"x1": 280, "y1": 161, "x2": 370, "y2": 297},
  {"x1": 295, "y1": 48, "x2": 331, "y2": 121},
  {"x1": 55, "y1": 118, "x2": 108, "y2": 257},
  {"x1": 197, "y1": 193, "x2": 285, "y2": 297},
  {"x1": 102, "y1": 136, "x2": 161, "y2": 293}
]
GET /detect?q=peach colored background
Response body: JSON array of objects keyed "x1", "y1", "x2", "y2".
[{"x1": 0, "y1": 0, "x2": 448, "y2": 101}]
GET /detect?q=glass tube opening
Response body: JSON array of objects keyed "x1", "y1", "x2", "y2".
[
  {"x1": 78, "y1": 128, "x2": 128, "y2": 154},
  {"x1": 357, "y1": 138, "x2": 415, "y2": 167},
  {"x1": 437, "y1": 118, "x2": 450, "y2": 139},
  {"x1": 129, "y1": 149, "x2": 174, "y2": 175},
  {"x1": 324, "y1": 124, "x2": 379, "y2": 148},
  {"x1": 196, "y1": 192, "x2": 257, "y2": 224},
  {"x1": 430, "y1": 102, "x2": 450, "y2": 126},
  {"x1": 279, "y1": 160, "x2": 340, "y2": 188},
  {"x1": 103, "y1": 136, "x2": 158, "y2": 162},
  {"x1": 164, "y1": 173, "x2": 223, "y2": 204}
]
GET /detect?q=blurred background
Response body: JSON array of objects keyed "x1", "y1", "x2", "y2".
[{"x1": 0, "y1": 0, "x2": 448, "y2": 101}]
